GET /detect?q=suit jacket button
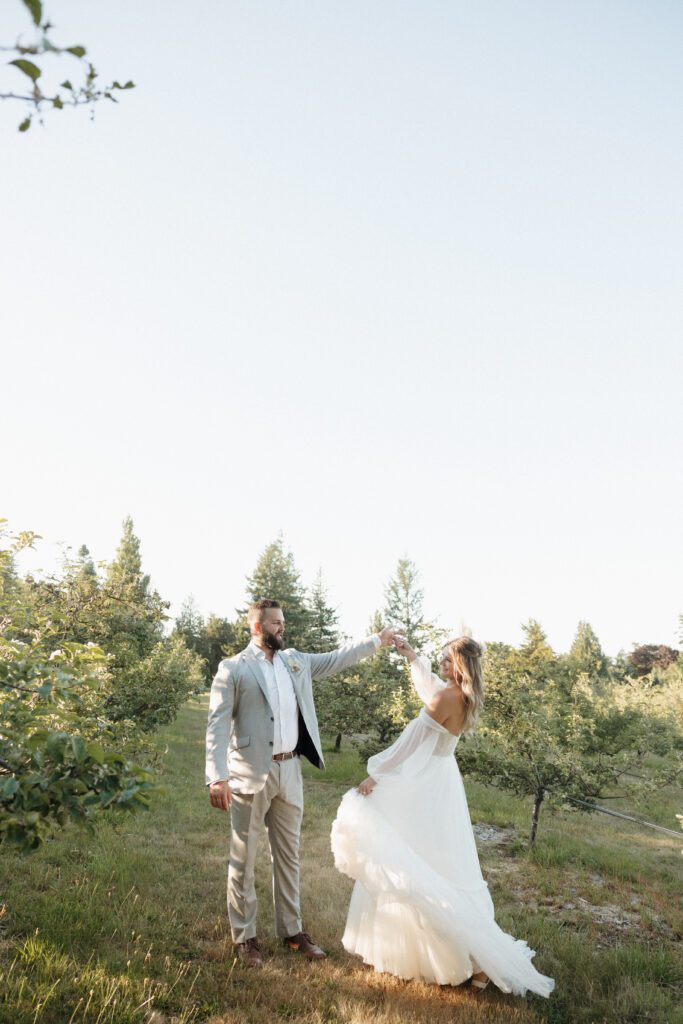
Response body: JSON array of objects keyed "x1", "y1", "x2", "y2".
[
  {"x1": 269, "y1": 741, "x2": 273, "y2": 746},
  {"x1": 270, "y1": 716, "x2": 274, "y2": 722}
]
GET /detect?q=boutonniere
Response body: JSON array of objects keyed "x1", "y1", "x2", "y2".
[{"x1": 287, "y1": 658, "x2": 302, "y2": 674}]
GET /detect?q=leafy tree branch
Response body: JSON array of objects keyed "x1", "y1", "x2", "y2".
[{"x1": 2, "y1": 0, "x2": 134, "y2": 132}]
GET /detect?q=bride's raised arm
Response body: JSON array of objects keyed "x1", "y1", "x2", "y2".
[
  {"x1": 410, "y1": 653, "x2": 447, "y2": 705},
  {"x1": 394, "y1": 636, "x2": 446, "y2": 705}
]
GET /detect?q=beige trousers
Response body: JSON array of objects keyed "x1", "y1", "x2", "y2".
[{"x1": 227, "y1": 756, "x2": 304, "y2": 944}]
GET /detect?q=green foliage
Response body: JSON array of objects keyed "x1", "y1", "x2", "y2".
[
  {"x1": 104, "y1": 634, "x2": 204, "y2": 732},
  {"x1": 2, "y1": 1, "x2": 135, "y2": 132},
  {"x1": 457, "y1": 631, "x2": 683, "y2": 846},
  {"x1": 0, "y1": 519, "x2": 203, "y2": 852},
  {"x1": 0, "y1": 631, "x2": 154, "y2": 853}
]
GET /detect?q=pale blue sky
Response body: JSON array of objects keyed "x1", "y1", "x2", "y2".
[{"x1": 2, "y1": 1, "x2": 682, "y2": 654}]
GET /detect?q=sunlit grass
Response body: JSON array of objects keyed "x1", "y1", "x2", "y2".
[{"x1": 0, "y1": 694, "x2": 681, "y2": 1024}]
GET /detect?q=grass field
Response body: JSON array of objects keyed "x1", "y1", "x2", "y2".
[{"x1": 0, "y1": 695, "x2": 681, "y2": 1024}]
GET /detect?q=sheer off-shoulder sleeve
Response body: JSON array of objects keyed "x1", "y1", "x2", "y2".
[
  {"x1": 367, "y1": 710, "x2": 447, "y2": 781},
  {"x1": 410, "y1": 654, "x2": 447, "y2": 705}
]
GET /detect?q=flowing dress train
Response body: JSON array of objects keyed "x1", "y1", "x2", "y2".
[{"x1": 330, "y1": 655, "x2": 555, "y2": 998}]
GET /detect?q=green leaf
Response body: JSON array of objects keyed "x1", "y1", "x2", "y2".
[
  {"x1": 66, "y1": 46, "x2": 87, "y2": 58},
  {"x1": 9, "y1": 59, "x2": 42, "y2": 83},
  {"x1": 71, "y1": 736, "x2": 87, "y2": 763},
  {"x1": 26, "y1": 730, "x2": 48, "y2": 750},
  {"x1": 112, "y1": 81, "x2": 135, "y2": 90},
  {"x1": 53, "y1": 96, "x2": 63, "y2": 110},
  {"x1": 61, "y1": 79, "x2": 73, "y2": 91},
  {"x1": 46, "y1": 732, "x2": 67, "y2": 763},
  {"x1": 21, "y1": 0, "x2": 42, "y2": 26},
  {"x1": 86, "y1": 741, "x2": 105, "y2": 764},
  {"x1": 18, "y1": 117, "x2": 31, "y2": 133},
  {"x1": 0, "y1": 778, "x2": 20, "y2": 799}
]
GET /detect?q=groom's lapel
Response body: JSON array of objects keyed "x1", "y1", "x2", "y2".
[
  {"x1": 243, "y1": 649, "x2": 272, "y2": 709},
  {"x1": 281, "y1": 651, "x2": 305, "y2": 702}
]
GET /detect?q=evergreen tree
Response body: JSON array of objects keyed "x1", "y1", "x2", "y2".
[
  {"x1": 174, "y1": 596, "x2": 205, "y2": 657},
  {"x1": 239, "y1": 536, "x2": 312, "y2": 650},
  {"x1": 518, "y1": 619, "x2": 556, "y2": 676},
  {"x1": 76, "y1": 544, "x2": 97, "y2": 581},
  {"x1": 304, "y1": 570, "x2": 347, "y2": 747},
  {"x1": 306, "y1": 569, "x2": 342, "y2": 653},
  {"x1": 569, "y1": 621, "x2": 609, "y2": 678},
  {"x1": 102, "y1": 516, "x2": 166, "y2": 661},
  {"x1": 106, "y1": 516, "x2": 149, "y2": 595},
  {"x1": 96, "y1": 518, "x2": 203, "y2": 729},
  {"x1": 383, "y1": 557, "x2": 426, "y2": 648}
]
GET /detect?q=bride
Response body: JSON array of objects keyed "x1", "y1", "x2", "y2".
[{"x1": 330, "y1": 634, "x2": 555, "y2": 998}]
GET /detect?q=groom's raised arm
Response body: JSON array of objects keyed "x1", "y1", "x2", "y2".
[{"x1": 305, "y1": 626, "x2": 395, "y2": 680}]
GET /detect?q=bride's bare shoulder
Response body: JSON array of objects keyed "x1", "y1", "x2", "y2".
[{"x1": 426, "y1": 685, "x2": 461, "y2": 720}]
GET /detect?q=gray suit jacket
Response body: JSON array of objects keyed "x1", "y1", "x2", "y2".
[{"x1": 205, "y1": 635, "x2": 380, "y2": 791}]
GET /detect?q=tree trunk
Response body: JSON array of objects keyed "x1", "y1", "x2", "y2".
[
  {"x1": 335, "y1": 733, "x2": 342, "y2": 751},
  {"x1": 530, "y1": 788, "x2": 544, "y2": 846}
]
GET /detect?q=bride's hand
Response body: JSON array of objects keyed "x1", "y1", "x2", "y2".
[
  {"x1": 357, "y1": 777, "x2": 377, "y2": 796},
  {"x1": 393, "y1": 635, "x2": 416, "y2": 660}
]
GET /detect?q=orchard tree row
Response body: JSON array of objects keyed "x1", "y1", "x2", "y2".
[
  {"x1": 179, "y1": 537, "x2": 682, "y2": 846},
  {"x1": 2, "y1": 522, "x2": 681, "y2": 854}
]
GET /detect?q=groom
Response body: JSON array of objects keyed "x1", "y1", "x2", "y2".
[{"x1": 206, "y1": 598, "x2": 397, "y2": 967}]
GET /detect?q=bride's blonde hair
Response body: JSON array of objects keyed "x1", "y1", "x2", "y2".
[{"x1": 447, "y1": 636, "x2": 485, "y2": 735}]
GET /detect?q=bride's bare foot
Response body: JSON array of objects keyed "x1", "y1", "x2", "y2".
[{"x1": 470, "y1": 971, "x2": 490, "y2": 992}]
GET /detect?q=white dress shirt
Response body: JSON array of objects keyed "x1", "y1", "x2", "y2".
[{"x1": 249, "y1": 642, "x2": 300, "y2": 755}]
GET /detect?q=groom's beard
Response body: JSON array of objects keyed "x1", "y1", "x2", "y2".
[{"x1": 264, "y1": 632, "x2": 284, "y2": 652}]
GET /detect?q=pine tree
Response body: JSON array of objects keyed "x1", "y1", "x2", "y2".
[
  {"x1": 518, "y1": 619, "x2": 555, "y2": 676},
  {"x1": 239, "y1": 536, "x2": 312, "y2": 650},
  {"x1": 106, "y1": 516, "x2": 150, "y2": 601},
  {"x1": 569, "y1": 621, "x2": 609, "y2": 678},
  {"x1": 76, "y1": 544, "x2": 97, "y2": 581},
  {"x1": 383, "y1": 558, "x2": 426, "y2": 649},
  {"x1": 174, "y1": 596, "x2": 205, "y2": 656},
  {"x1": 101, "y1": 516, "x2": 166, "y2": 665},
  {"x1": 306, "y1": 569, "x2": 342, "y2": 653}
]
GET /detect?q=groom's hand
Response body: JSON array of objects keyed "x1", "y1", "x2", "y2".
[
  {"x1": 209, "y1": 780, "x2": 231, "y2": 811},
  {"x1": 378, "y1": 625, "x2": 399, "y2": 647}
]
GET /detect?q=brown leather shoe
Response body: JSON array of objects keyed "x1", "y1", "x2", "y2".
[
  {"x1": 235, "y1": 937, "x2": 262, "y2": 968},
  {"x1": 283, "y1": 930, "x2": 326, "y2": 960}
]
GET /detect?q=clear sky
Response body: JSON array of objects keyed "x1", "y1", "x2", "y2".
[{"x1": 2, "y1": 0, "x2": 682, "y2": 655}]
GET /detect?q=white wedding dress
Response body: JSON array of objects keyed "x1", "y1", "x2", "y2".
[{"x1": 330, "y1": 655, "x2": 555, "y2": 998}]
